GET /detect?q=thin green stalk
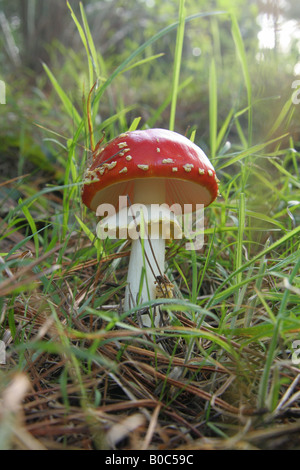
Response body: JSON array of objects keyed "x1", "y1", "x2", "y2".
[
  {"x1": 21, "y1": 202, "x2": 40, "y2": 257},
  {"x1": 230, "y1": 192, "x2": 246, "y2": 329},
  {"x1": 209, "y1": 58, "x2": 217, "y2": 162},
  {"x1": 236, "y1": 192, "x2": 245, "y2": 286},
  {"x1": 63, "y1": 143, "x2": 78, "y2": 238},
  {"x1": 67, "y1": 1, "x2": 94, "y2": 89},
  {"x1": 244, "y1": 244, "x2": 269, "y2": 327},
  {"x1": 197, "y1": 226, "x2": 216, "y2": 297},
  {"x1": 231, "y1": 13, "x2": 252, "y2": 147},
  {"x1": 169, "y1": 0, "x2": 186, "y2": 131}
]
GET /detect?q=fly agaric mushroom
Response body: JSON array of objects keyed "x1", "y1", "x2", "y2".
[{"x1": 81, "y1": 128, "x2": 219, "y2": 326}]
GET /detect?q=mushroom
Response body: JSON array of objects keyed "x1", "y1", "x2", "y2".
[{"x1": 81, "y1": 128, "x2": 219, "y2": 326}]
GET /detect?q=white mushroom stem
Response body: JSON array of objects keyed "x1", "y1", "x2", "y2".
[
  {"x1": 124, "y1": 201, "x2": 183, "y2": 326},
  {"x1": 97, "y1": 204, "x2": 167, "y2": 325},
  {"x1": 124, "y1": 225, "x2": 166, "y2": 326},
  {"x1": 96, "y1": 180, "x2": 182, "y2": 327},
  {"x1": 123, "y1": 180, "x2": 165, "y2": 325}
]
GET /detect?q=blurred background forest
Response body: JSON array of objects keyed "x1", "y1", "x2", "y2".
[{"x1": 1, "y1": 0, "x2": 300, "y2": 182}]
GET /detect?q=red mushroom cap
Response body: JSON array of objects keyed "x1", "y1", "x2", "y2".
[{"x1": 82, "y1": 128, "x2": 219, "y2": 212}]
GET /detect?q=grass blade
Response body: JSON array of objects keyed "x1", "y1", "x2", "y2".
[
  {"x1": 231, "y1": 13, "x2": 252, "y2": 146},
  {"x1": 79, "y1": 1, "x2": 100, "y2": 79},
  {"x1": 92, "y1": 11, "x2": 226, "y2": 110},
  {"x1": 235, "y1": 192, "x2": 245, "y2": 285},
  {"x1": 67, "y1": 1, "x2": 94, "y2": 88},
  {"x1": 20, "y1": 201, "x2": 39, "y2": 257},
  {"x1": 43, "y1": 63, "x2": 81, "y2": 126},
  {"x1": 209, "y1": 58, "x2": 218, "y2": 162},
  {"x1": 207, "y1": 224, "x2": 300, "y2": 308}
]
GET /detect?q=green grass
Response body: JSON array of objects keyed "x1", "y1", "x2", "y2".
[{"x1": 0, "y1": 3, "x2": 300, "y2": 451}]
